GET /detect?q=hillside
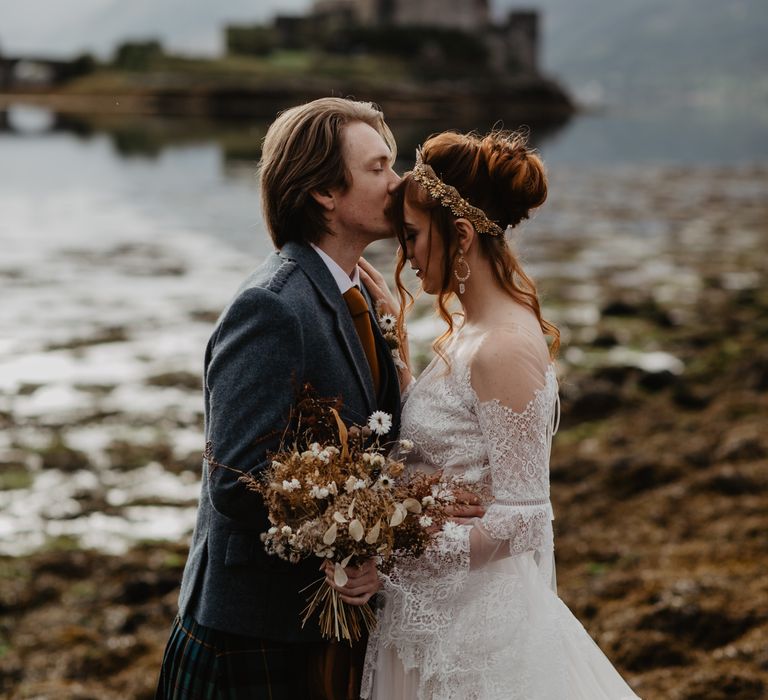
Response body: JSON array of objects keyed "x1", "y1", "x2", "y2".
[{"x1": 503, "y1": 0, "x2": 768, "y2": 110}]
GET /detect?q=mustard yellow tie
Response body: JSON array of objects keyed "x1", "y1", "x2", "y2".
[{"x1": 342, "y1": 287, "x2": 381, "y2": 395}]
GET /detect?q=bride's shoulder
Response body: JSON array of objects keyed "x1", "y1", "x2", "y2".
[{"x1": 459, "y1": 323, "x2": 553, "y2": 409}]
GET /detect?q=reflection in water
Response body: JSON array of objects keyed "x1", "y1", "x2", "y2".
[
  {"x1": 0, "y1": 104, "x2": 568, "y2": 163},
  {"x1": 3, "y1": 101, "x2": 766, "y2": 168}
]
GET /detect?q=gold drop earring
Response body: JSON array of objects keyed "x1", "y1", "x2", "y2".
[{"x1": 454, "y1": 251, "x2": 471, "y2": 295}]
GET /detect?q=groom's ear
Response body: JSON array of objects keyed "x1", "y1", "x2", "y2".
[{"x1": 310, "y1": 188, "x2": 335, "y2": 211}]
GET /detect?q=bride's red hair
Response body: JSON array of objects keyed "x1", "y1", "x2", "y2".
[{"x1": 393, "y1": 130, "x2": 560, "y2": 362}]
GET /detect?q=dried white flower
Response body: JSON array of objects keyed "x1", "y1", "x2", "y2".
[
  {"x1": 421, "y1": 495, "x2": 435, "y2": 507},
  {"x1": 371, "y1": 453, "x2": 386, "y2": 467},
  {"x1": 345, "y1": 476, "x2": 367, "y2": 493},
  {"x1": 377, "y1": 473, "x2": 394, "y2": 489},
  {"x1": 282, "y1": 478, "x2": 301, "y2": 492},
  {"x1": 281, "y1": 525, "x2": 292, "y2": 535},
  {"x1": 367, "y1": 411, "x2": 392, "y2": 436},
  {"x1": 442, "y1": 521, "x2": 465, "y2": 540},
  {"x1": 378, "y1": 314, "x2": 397, "y2": 332},
  {"x1": 460, "y1": 466, "x2": 484, "y2": 484},
  {"x1": 399, "y1": 439, "x2": 414, "y2": 452},
  {"x1": 310, "y1": 485, "x2": 330, "y2": 499},
  {"x1": 419, "y1": 515, "x2": 434, "y2": 528}
]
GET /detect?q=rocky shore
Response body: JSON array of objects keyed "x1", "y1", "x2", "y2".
[{"x1": 1, "y1": 163, "x2": 767, "y2": 698}]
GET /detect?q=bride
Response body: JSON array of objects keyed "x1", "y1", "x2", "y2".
[{"x1": 355, "y1": 131, "x2": 641, "y2": 699}]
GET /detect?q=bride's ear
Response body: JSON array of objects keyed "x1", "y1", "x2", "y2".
[
  {"x1": 311, "y1": 189, "x2": 335, "y2": 211},
  {"x1": 455, "y1": 218, "x2": 476, "y2": 253}
]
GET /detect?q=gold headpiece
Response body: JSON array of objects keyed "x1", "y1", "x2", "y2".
[{"x1": 411, "y1": 149, "x2": 505, "y2": 237}]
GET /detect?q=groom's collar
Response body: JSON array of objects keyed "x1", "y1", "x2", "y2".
[{"x1": 309, "y1": 243, "x2": 361, "y2": 294}]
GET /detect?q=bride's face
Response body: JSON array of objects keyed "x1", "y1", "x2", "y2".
[{"x1": 403, "y1": 198, "x2": 445, "y2": 295}]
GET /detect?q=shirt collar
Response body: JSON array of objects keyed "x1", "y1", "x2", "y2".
[{"x1": 310, "y1": 243, "x2": 361, "y2": 294}]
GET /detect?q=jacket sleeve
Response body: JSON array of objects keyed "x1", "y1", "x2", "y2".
[{"x1": 204, "y1": 286, "x2": 304, "y2": 525}]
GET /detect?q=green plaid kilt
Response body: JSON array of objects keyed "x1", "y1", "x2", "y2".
[{"x1": 156, "y1": 614, "x2": 366, "y2": 700}]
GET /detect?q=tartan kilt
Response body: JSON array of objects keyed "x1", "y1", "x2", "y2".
[{"x1": 156, "y1": 614, "x2": 366, "y2": 700}]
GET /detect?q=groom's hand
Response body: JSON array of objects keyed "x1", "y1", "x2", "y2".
[
  {"x1": 322, "y1": 558, "x2": 380, "y2": 606},
  {"x1": 445, "y1": 488, "x2": 486, "y2": 522}
]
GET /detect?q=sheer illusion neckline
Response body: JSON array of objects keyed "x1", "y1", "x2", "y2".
[{"x1": 461, "y1": 361, "x2": 558, "y2": 420}]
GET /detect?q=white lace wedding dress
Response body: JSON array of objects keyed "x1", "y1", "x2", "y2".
[{"x1": 362, "y1": 324, "x2": 640, "y2": 700}]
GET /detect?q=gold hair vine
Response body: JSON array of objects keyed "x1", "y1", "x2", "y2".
[{"x1": 411, "y1": 149, "x2": 505, "y2": 237}]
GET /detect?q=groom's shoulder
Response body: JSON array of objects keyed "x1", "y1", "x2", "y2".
[
  {"x1": 214, "y1": 249, "x2": 316, "y2": 327},
  {"x1": 241, "y1": 250, "x2": 305, "y2": 297}
]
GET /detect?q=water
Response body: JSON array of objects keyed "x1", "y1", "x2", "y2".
[{"x1": 1, "y1": 101, "x2": 766, "y2": 554}]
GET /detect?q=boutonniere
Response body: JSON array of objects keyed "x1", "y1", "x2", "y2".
[{"x1": 375, "y1": 303, "x2": 407, "y2": 370}]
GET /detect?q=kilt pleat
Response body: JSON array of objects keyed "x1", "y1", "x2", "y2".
[{"x1": 156, "y1": 614, "x2": 366, "y2": 699}]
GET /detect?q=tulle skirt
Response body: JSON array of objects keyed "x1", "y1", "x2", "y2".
[{"x1": 363, "y1": 552, "x2": 641, "y2": 700}]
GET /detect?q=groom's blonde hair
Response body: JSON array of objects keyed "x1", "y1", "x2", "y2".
[{"x1": 259, "y1": 97, "x2": 396, "y2": 248}]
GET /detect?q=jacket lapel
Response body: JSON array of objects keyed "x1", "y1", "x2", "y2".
[{"x1": 280, "y1": 242, "x2": 377, "y2": 411}]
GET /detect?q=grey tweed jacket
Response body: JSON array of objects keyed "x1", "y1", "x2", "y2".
[{"x1": 177, "y1": 241, "x2": 401, "y2": 642}]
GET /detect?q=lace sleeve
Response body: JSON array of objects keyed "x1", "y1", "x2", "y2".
[{"x1": 467, "y1": 327, "x2": 558, "y2": 579}]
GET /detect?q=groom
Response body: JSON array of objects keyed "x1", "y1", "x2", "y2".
[{"x1": 156, "y1": 98, "x2": 402, "y2": 699}]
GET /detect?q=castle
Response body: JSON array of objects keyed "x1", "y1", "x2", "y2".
[
  {"x1": 227, "y1": 0, "x2": 541, "y2": 76},
  {"x1": 313, "y1": 0, "x2": 491, "y2": 32}
]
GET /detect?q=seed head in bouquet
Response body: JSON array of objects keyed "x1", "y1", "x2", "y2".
[{"x1": 205, "y1": 384, "x2": 465, "y2": 644}]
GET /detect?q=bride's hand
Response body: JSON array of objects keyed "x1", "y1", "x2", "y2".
[
  {"x1": 446, "y1": 488, "x2": 486, "y2": 520},
  {"x1": 359, "y1": 257, "x2": 399, "y2": 319},
  {"x1": 359, "y1": 257, "x2": 413, "y2": 384},
  {"x1": 322, "y1": 558, "x2": 380, "y2": 606}
]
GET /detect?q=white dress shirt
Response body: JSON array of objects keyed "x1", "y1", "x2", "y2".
[{"x1": 310, "y1": 243, "x2": 361, "y2": 295}]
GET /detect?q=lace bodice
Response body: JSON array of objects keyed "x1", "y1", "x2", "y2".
[{"x1": 399, "y1": 325, "x2": 559, "y2": 568}]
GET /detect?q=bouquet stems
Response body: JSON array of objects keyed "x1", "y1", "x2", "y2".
[{"x1": 301, "y1": 578, "x2": 377, "y2": 644}]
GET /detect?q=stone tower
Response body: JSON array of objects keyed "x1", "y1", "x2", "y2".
[{"x1": 314, "y1": 0, "x2": 491, "y2": 31}]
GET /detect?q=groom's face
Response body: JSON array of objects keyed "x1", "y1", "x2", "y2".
[{"x1": 330, "y1": 121, "x2": 400, "y2": 242}]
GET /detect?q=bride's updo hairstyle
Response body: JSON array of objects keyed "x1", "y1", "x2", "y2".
[{"x1": 394, "y1": 130, "x2": 560, "y2": 359}]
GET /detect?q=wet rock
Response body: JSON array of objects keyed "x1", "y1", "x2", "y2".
[
  {"x1": 17, "y1": 383, "x2": 43, "y2": 396},
  {"x1": 639, "y1": 602, "x2": 755, "y2": 650},
  {"x1": 105, "y1": 439, "x2": 174, "y2": 471},
  {"x1": 0, "y1": 409, "x2": 12, "y2": 429},
  {"x1": 697, "y1": 466, "x2": 764, "y2": 496},
  {"x1": 593, "y1": 365, "x2": 637, "y2": 387},
  {"x1": 560, "y1": 380, "x2": 624, "y2": 425},
  {"x1": 637, "y1": 369, "x2": 678, "y2": 392},
  {"x1": 611, "y1": 630, "x2": 690, "y2": 671},
  {"x1": 163, "y1": 449, "x2": 203, "y2": 474},
  {"x1": 591, "y1": 330, "x2": 619, "y2": 348},
  {"x1": 46, "y1": 325, "x2": 129, "y2": 351},
  {"x1": 0, "y1": 463, "x2": 33, "y2": 490},
  {"x1": 117, "y1": 572, "x2": 180, "y2": 605},
  {"x1": 34, "y1": 551, "x2": 92, "y2": 579},
  {"x1": 605, "y1": 455, "x2": 682, "y2": 498},
  {"x1": 146, "y1": 371, "x2": 201, "y2": 390},
  {"x1": 189, "y1": 309, "x2": 221, "y2": 323},
  {"x1": 38, "y1": 435, "x2": 91, "y2": 472},
  {"x1": 550, "y1": 457, "x2": 600, "y2": 484},
  {"x1": 672, "y1": 380, "x2": 713, "y2": 410},
  {"x1": 601, "y1": 297, "x2": 674, "y2": 327},
  {"x1": 682, "y1": 670, "x2": 765, "y2": 700},
  {"x1": 715, "y1": 426, "x2": 767, "y2": 463},
  {"x1": 601, "y1": 299, "x2": 641, "y2": 317},
  {"x1": 742, "y1": 356, "x2": 768, "y2": 391}
]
